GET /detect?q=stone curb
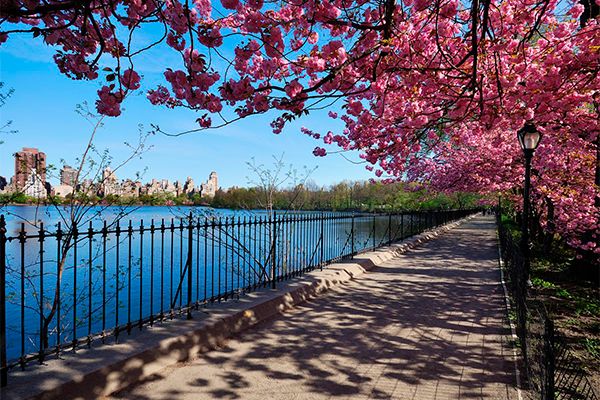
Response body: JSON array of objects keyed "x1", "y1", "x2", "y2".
[{"x1": 2, "y1": 213, "x2": 478, "y2": 400}]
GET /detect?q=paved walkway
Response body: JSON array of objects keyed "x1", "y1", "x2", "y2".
[{"x1": 112, "y1": 216, "x2": 518, "y2": 400}]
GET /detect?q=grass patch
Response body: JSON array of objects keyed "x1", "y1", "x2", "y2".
[
  {"x1": 576, "y1": 297, "x2": 600, "y2": 317},
  {"x1": 584, "y1": 338, "x2": 600, "y2": 359},
  {"x1": 564, "y1": 318, "x2": 581, "y2": 327},
  {"x1": 500, "y1": 215, "x2": 521, "y2": 239},
  {"x1": 532, "y1": 277, "x2": 557, "y2": 289},
  {"x1": 556, "y1": 288, "x2": 573, "y2": 300},
  {"x1": 508, "y1": 309, "x2": 517, "y2": 323}
]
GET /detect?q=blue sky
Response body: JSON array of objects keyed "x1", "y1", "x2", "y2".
[{"x1": 0, "y1": 33, "x2": 373, "y2": 189}]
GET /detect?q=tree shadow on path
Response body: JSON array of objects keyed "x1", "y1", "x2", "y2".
[{"x1": 113, "y1": 217, "x2": 518, "y2": 400}]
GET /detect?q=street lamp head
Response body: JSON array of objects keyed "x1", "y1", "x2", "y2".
[{"x1": 517, "y1": 122, "x2": 542, "y2": 151}]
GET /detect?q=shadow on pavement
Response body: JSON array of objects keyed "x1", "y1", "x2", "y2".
[{"x1": 108, "y1": 217, "x2": 517, "y2": 399}]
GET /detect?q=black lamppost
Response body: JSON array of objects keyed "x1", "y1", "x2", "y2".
[{"x1": 517, "y1": 122, "x2": 542, "y2": 284}]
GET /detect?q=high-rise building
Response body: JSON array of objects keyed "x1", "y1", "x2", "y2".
[
  {"x1": 183, "y1": 177, "x2": 196, "y2": 194},
  {"x1": 120, "y1": 179, "x2": 142, "y2": 197},
  {"x1": 100, "y1": 167, "x2": 120, "y2": 196},
  {"x1": 201, "y1": 171, "x2": 218, "y2": 197},
  {"x1": 23, "y1": 169, "x2": 47, "y2": 198},
  {"x1": 60, "y1": 165, "x2": 77, "y2": 187},
  {"x1": 14, "y1": 147, "x2": 46, "y2": 192}
]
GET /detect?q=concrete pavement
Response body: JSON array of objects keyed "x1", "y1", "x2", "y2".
[{"x1": 112, "y1": 216, "x2": 518, "y2": 400}]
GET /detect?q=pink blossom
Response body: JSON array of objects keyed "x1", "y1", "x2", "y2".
[
  {"x1": 120, "y1": 69, "x2": 141, "y2": 90},
  {"x1": 285, "y1": 80, "x2": 303, "y2": 98},
  {"x1": 166, "y1": 33, "x2": 185, "y2": 51},
  {"x1": 197, "y1": 115, "x2": 212, "y2": 128},
  {"x1": 206, "y1": 95, "x2": 222, "y2": 112},
  {"x1": 147, "y1": 85, "x2": 171, "y2": 105},
  {"x1": 568, "y1": 4, "x2": 584, "y2": 18},
  {"x1": 194, "y1": 0, "x2": 211, "y2": 18},
  {"x1": 312, "y1": 147, "x2": 327, "y2": 157},
  {"x1": 247, "y1": 0, "x2": 263, "y2": 9},
  {"x1": 262, "y1": 26, "x2": 284, "y2": 57},
  {"x1": 96, "y1": 86, "x2": 123, "y2": 117},
  {"x1": 347, "y1": 101, "x2": 363, "y2": 116},
  {"x1": 270, "y1": 116, "x2": 285, "y2": 134},
  {"x1": 220, "y1": 78, "x2": 255, "y2": 101},
  {"x1": 253, "y1": 94, "x2": 269, "y2": 112},
  {"x1": 198, "y1": 28, "x2": 223, "y2": 48},
  {"x1": 221, "y1": 0, "x2": 239, "y2": 9}
]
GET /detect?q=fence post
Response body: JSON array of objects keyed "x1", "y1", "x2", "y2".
[
  {"x1": 388, "y1": 213, "x2": 392, "y2": 244},
  {"x1": 400, "y1": 213, "x2": 404, "y2": 239},
  {"x1": 351, "y1": 212, "x2": 355, "y2": 257},
  {"x1": 320, "y1": 212, "x2": 324, "y2": 270},
  {"x1": 372, "y1": 213, "x2": 376, "y2": 249},
  {"x1": 187, "y1": 213, "x2": 193, "y2": 320},
  {"x1": 544, "y1": 317, "x2": 555, "y2": 400},
  {"x1": 0, "y1": 215, "x2": 6, "y2": 387},
  {"x1": 271, "y1": 212, "x2": 277, "y2": 289},
  {"x1": 415, "y1": 212, "x2": 419, "y2": 233}
]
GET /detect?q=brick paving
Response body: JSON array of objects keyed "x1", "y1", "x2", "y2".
[{"x1": 112, "y1": 216, "x2": 518, "y2": 400}]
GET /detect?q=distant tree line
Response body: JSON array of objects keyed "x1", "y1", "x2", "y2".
[
  {"x1": 210, "y1": 181, "x2": 481, "y2": 212},
  {"x1": 0, "y1": 181, "x2": 482, "y2": 212}
]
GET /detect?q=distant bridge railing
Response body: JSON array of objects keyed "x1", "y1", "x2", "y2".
[{"x1": 0, "y1": 208, "x2": 478, "y2": 386}]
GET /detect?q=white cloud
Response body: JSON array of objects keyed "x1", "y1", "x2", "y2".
[{"x1": 1, "y1": 35, "x2": 55, "y2": 64}]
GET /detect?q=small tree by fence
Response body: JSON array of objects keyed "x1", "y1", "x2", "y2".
[{"x1": 497, "y1": 213, "x2": 598, "y2": 400}]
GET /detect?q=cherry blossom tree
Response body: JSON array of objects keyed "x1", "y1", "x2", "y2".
[{"x1": 1, "y1": 0, "x2": 598, "y2": 257}]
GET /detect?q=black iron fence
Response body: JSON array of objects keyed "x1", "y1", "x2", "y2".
[
  {"x1": 497, "y1": 214, "x2": 598, "y2": 400},
  {"x1": 0, "y1": 208, "x2": 477, "y2": 386}
]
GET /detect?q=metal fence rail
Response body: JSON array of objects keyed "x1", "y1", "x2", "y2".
[
  {"x1": 497, "y1": 214, "x2": 598, "y2": 400},
  {"x1": 0, "y1": 208, "x2": 477, "y2": 386}
]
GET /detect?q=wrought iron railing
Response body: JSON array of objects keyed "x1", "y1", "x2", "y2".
[
  {"x1": 0, "y1": 208, "x2": 477, "y2": 386},
  {"x1": 497, "y1": 213, "x2": 598, "y2": 400}
]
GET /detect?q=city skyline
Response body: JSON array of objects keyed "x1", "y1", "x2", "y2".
[{"x1": 1, "y1": 147, "x2": 221, "y2": 199}]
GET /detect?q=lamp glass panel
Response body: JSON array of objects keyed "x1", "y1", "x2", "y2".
[
  {"x1": 517, "y1": 132, "x2": 525, "y2": 149},
  {"x1": 523, "y1": 131, "x2": 541, "y2": 150}
]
